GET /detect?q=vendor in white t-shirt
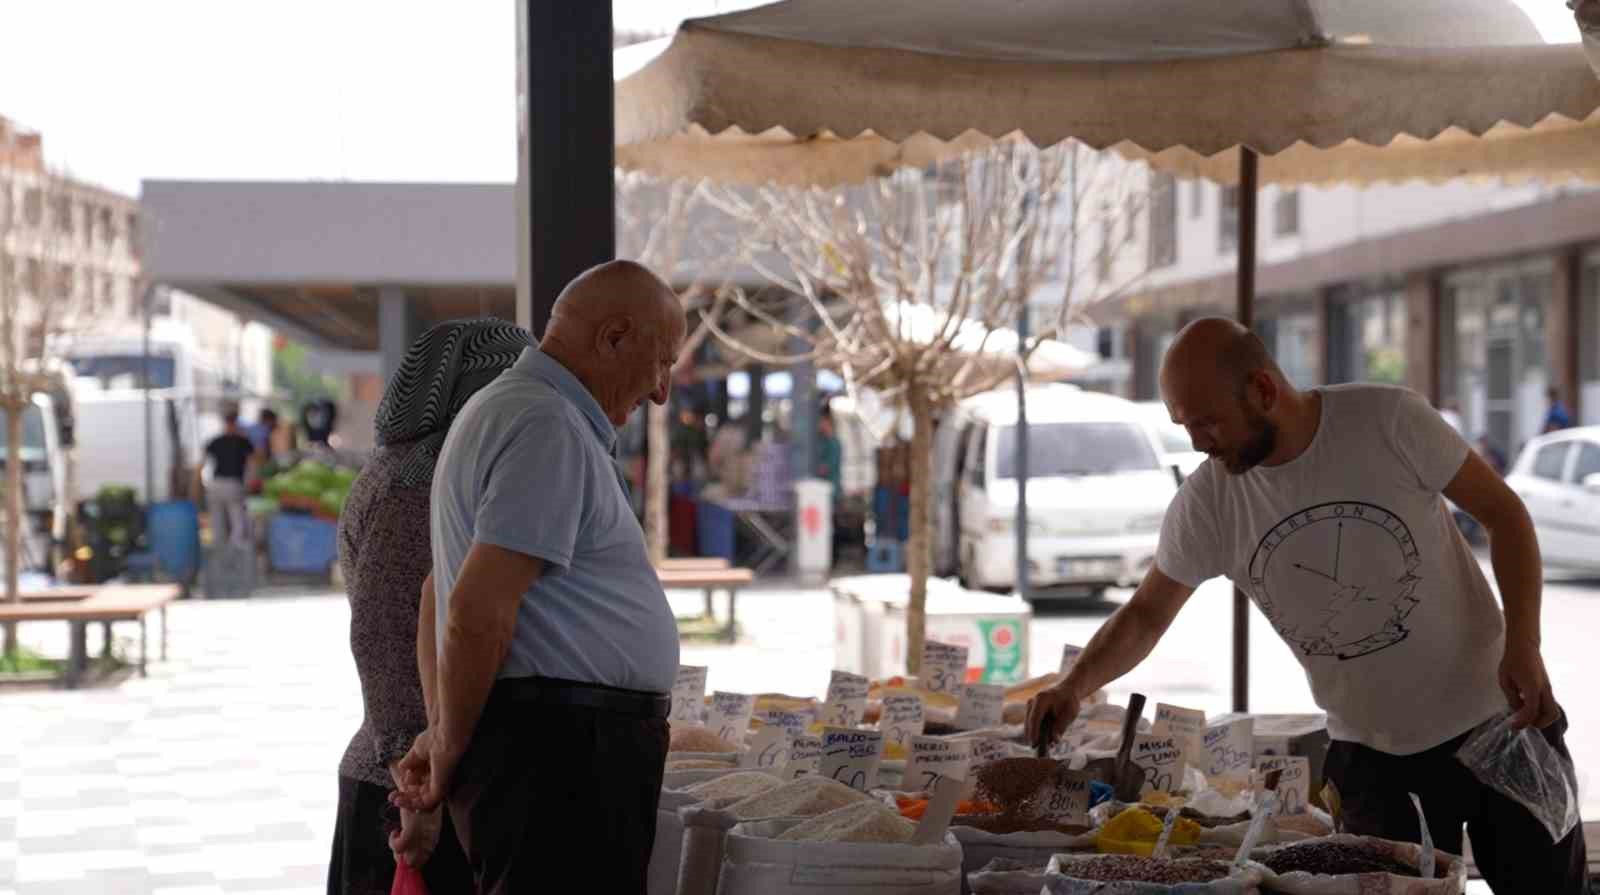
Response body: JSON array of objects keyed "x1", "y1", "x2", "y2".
[{"x1": 1028, "y1": 317, "x2": 1585, "y2": 893}]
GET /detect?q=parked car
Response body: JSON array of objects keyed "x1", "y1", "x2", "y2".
[
  {"x1": 1505, "y1": 426, "x2": 1600, "y2": 572},
  {"x1": 931, "y1": 383, "x2": 1181, "y2": 599},
  {"x1": 1136, "y1": 401, "x2": 1207, "y2": 478}
]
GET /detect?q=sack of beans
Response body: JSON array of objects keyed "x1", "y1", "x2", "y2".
[
  {"x1": 1043, "y1": 852, "x2": 1265, "y2": 893},
  {"x1": 716, "y1": 817, "x2": 962, "y2": 895},
  {"x1": 952, "y1": 827, "x2": 1097, "y2": 895},
  {"x1": 1251, "y1": 834, "x2": 1466, "y2": 894}
]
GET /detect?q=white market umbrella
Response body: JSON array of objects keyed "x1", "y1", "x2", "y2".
[{"x1": 615, "y1": 0, "x2": 1600, "y2": 709}]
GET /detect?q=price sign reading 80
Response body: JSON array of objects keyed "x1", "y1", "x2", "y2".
[{"x1": 1034, "y1": 770, "x2": 1091, "y2": 825}]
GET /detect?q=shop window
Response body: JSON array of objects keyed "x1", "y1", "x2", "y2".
[
  {"x1": 1274, "y1": 190, "x2": 1300, "y2": 236},
  {"x1": 1219, "y1": 186, "x2": 1238, "y2": 253}
]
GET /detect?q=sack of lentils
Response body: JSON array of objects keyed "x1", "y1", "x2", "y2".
[
  {"x1": 1251, "y1": 834, "x2": 1466, "y2": 894},
  {"x1": 1043, "y1": 852, "x2": 1265, "y2": 894}
]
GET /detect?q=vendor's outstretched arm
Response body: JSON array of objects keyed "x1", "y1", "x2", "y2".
[
  {"x1": 1026, "y1": 566, "x2": 1195, "y2": 747},
  {"x1": 1444, "y1": 449, "x2": 1557, "y2": 729}
]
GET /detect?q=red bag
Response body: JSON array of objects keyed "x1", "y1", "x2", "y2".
[{"x1": 391, "y1": 860, "x2": 429, "y2": 895}]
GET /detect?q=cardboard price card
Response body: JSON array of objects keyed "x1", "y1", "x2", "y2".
[
  {"x1": 787, "y1": 735, "x2": 823, "y2": 779},
  {"x1": 920, "y1": 641, "x2": 969, "y2": 696},
  {"x1": 1153, "y1": 703, "x2": 1206, "y2": 774},
  {"x1": 826, "y1": 670, "x2": 870, "y2": 706},
  {"x1": 1255, "y1": 755, "x2": 1310, "y2": 815},
  {"x1": 969, "y1": 737, "x2": 1019, "y2": 768},
  {"x1": 706, "y1": 692, "x2": 755, "y2": 746},
  {"x1": 761, "y1": 706, "x2": 816, "y2": 740},
  {"x1": 1130, "y1": 733, "x2": 1185, "y2": 796},
  {"x1": 954, "y1": 683, "x2": 1005, "y2": 731},
  {"x1": 877, "y1": 693, "x2": 926, "y2": 750},
  {"x1": 818, "y1": 700, "x2": 863, "y2": 729},
  {"x1": 670, "y1": 665, "x2": 708, "y2": 724},
  {"x1": 819, "y1": 727, "x2": 884, "y2": 792},
  {"x1": 740, "y1": 725, "x2": 791, "y2": 771},
  {"x1": 907, "y1": 736, "x2": 971, "y2": 793},
  {"x1": 1031, "y1": 769, "x2": 1092, "y2": 827},
  {"x1": 1059, "y1": 643, "x2": 1085, "y2": 676},
  {"x1": 1204, "y1": 718, "x2": 1255, "y2": 781}
]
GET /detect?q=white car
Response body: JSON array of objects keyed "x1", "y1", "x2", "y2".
[
  {"x1": 931, "y1": 384, "x2": 1181, "y2": 598},
  {"x1": 1137, "y1": 401, "x2": 1208, "y2": 478},
  {"x1": 1505, "y1": 427, "x2": 1600, "y2": 572}
]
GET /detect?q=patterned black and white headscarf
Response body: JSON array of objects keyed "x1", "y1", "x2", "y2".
[{"x1": 374, "y1": 318, "x2": 532, "y2": 487}]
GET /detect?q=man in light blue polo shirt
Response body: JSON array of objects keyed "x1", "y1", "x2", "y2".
[{"x1": 394, "y1": 260, "x2": 685, "y2": 894}]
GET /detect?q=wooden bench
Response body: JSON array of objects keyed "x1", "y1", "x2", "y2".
[
  {"x1": 657, "y1": 557, "x2": 731, "y2": 572},
  {"x1": 656, "y1": 567, "x2": 753, "y2": 644},
  {"x1": 0, "y1": 583, "x2": 181, "y2": 687}
]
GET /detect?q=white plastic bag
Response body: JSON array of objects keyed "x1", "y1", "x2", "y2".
[{"x1": 1454, "y1": 711, "x2": 1580, "y2": 843}]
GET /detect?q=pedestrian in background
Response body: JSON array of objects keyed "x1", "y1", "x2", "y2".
[
  {"x1": 194, "y1": 409, "x2": 255, "y2": 547},
  {"x1": 394, "y1": 260, "x2": 685, "y2": 894},
  {"x1": 328, "y1": 318, "x2": 530, "y2": 895}
]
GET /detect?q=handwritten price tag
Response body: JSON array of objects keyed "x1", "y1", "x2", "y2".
[
  {"x1": 1153, "y1": 703, "x2": 1206, "y2": 774},
  {"x1": 877, "y1": 694, "x2": 926, "y2": 750},
  {"x1": 740, "y1": 725, "x2": 790, "y2": 771},
  {"x1": 818, "y1": 700, "x2": 862, "y2": 729},
  {"x1": 787, "y1": 734, "x2": 823, "y2": 779},
  {"x1": 954, "y1": 683, "x2": 1005, "y2": 731},
  {"x1": 1031, "y1": 769, "x2": 1092, "y2": 826},
  {"x1": 908, "y1": 736, "x2": 971, "y2": 793},
  {"x1": 706, "y1": 692, "x2": 755, "y2": 746},
  {"x1": 970, "y1": 737, "x2": 1020, "y2": 768},
  {"x1": 1059, "y1": 643, "x2": 1085, "y2": 676},
  {"x1": 826, "y1": 670, "x2": 870, "y2": 705},
  {"x1": 1204, "y1": 718, "x2": 1255, "y2": 781},
  {"x1": 819, "y1": 727, "x2": 883, "y2": 792},
  {"x1": 1130, "y1": 733, "x2": 1184, "y2": 795},
  {"x1": 670, "y1": 665, "x2": 708, "y2": 724},
  {"x1": 920, "y1": 641, "x2": 969, "y2": 696},
  {"x1": 1255, "y1": 755, "x2": 1310, "y2": 816}
]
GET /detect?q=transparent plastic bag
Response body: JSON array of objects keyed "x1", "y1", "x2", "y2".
[{"x1": 1454, "y1": 712, "x2": 1579, "y2": 843}]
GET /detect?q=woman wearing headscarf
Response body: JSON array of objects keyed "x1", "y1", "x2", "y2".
[{"x1": 328, "y1": 318, "x2": 531, "y2": 895}]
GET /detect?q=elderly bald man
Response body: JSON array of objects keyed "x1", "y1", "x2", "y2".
[
  {"x1": 393, "y1": 260, "x2": 685, "y2": 894},
  {"x1": 1029, "y1": 317, "x2": 1585, "y2": 893}
]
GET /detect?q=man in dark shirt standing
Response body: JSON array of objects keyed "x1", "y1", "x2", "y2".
[{"x1": 196, "y1": 410, "x2": 257, "y2": 547}]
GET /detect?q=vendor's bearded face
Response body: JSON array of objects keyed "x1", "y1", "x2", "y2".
[{"x1": 1164, "y1": 367, "x2": 1279, "y2": 475}]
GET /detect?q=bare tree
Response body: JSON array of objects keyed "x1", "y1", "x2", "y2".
[
  {"x1": 616, "y1": 171, "x2": 733, "y2": 566},
  {"x1": 0, "y1": 169, "x2": 102, "y2": 657},
  {"x1": 702, "y1": 140, "x2": 1150, "y2": 673}
]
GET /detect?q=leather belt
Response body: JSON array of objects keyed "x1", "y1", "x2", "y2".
[{"x1": 495, "y1": 675, "x2": 670, "y2": 720}]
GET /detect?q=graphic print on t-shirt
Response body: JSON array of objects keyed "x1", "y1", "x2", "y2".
[{"x1": 1247, "y1": 501, "x2": 1422, "y2": 661}]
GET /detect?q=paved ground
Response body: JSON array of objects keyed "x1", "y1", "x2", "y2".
[{"x1": 3, "y1": 569, "x2": 1597, "y2": 893}]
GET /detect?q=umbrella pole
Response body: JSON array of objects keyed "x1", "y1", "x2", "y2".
[{"x1": 1232, "y1": 148, "x2": 1259, "y2": 714}]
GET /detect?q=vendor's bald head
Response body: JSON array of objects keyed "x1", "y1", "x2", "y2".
[
  {"x1": 540, "y1": 259, "x2": 685, "y2": 426},
  {"x1": 1160, "y1": 316, "x2": 1292, "y2": 474}
]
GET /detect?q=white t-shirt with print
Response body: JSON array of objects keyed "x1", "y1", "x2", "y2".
[{"x1": 1156, "y1": 384, "x2": 1506, "y2": 755}]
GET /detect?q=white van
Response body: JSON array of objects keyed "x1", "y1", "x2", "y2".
[{"x1": 932, "y1": 384, "x2": 1180, "y2": 597}]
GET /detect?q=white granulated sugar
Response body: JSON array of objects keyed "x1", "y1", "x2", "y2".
[
  {"x1": 728, "y1": 775, "x2": 874, "y2": 820},
  {"x1": 682, "y1": 771, "x2": 784, "y2": 803},
  {"x1": 776, "y1": 800, "x2": 917, "y2": 843}
]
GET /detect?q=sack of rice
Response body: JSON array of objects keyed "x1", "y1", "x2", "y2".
[
  {"x1": 1251, "y1": 834, "x2": 1466, "y2": 895},
  {"x1": 677, "y1": 777, "x2": 882, "y2": 895},
  {"x1": 672, "y1": 725, "x2": 743, "y2": 754},
  {"x1": 1043, "y1": 852, "x2": 1265, "y2": 894},
  {"x1": 685, "y1": 771, "x2": 786, "y2": 805},
  {"x1": 716, "y1": 820, "x2": 962, "y2": 895},
  {"x1": 966, "y1": 857, "x2": 1053, "y2": 895},
  {"x1": 776, "y1": 801, "x2": 917, "y2": 843},
  {"x1": 649, "y1": 787, "x2": 705, "y2": 895}
]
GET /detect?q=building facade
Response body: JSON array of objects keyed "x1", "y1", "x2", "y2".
[{"x1": 1094, "y1": 167, "x2": 1600, "y2": 460}]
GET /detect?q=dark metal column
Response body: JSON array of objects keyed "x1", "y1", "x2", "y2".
[
  {"x1": 515, "y1": 1, "x2": 614, "y2": 339},
  {"x1": 1232, "y1": 148, "x2": 1258, "y2": 714}
]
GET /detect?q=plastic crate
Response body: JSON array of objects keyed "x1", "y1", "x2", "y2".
[
  {"x1": 267, "y1": 513, "x2": 339, "y2": 575},
  {"x1": 695, "y1": 499, "x2": 736, "y2": 561}
]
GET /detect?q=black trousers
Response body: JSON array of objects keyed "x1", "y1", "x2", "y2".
[
  {"x1": 1324, "y1": 713, "x2": 1588, "y2": 894},
  {"x1": 328, "y1": 775, "x2": 475, "y2": 895},
  {"x1": 447, "y1": 680, "x2": 670, "y2": 895}
]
